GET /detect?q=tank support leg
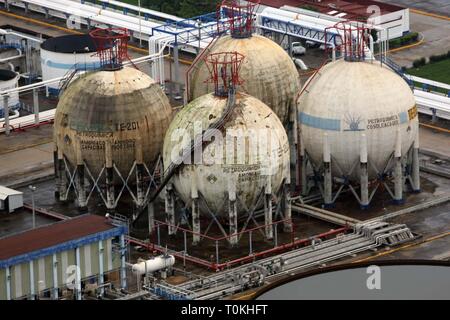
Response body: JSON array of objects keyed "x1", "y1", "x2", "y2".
[
  {"x1": 76, "y1": 164, "x2": 87, "y2": 210},
  {"x1": 106, "y1": 167, "x2": 115, "y2": 211},
  {"x1": 228, "y1": 174, "x2": 238, "y2": 246},
  {"x1": 148, "y1": 201, "x2": 155, "y2": 235},
  {"x1": 165, "y1": 184, "x2": 176, "y2": 236},
  {"x1": 394, "y1": 128, "x2": 403, "y2": 204},
  {"x1": 264, "y1": 175, "x2": 273, "y2": 240},
  {"x1": 192, "y1": 198, "x2": 200, "y2": 245},
  {"x1": 411, "y1": 132, "x2": 421, "y2": 192},
  {"x1": 300, "y1": 136, "x2": 308, "y2": 196},
  {"x1": 283, "y1": 182, "x2": 293, "y2": 232},
  {"x1": 136, "y1": 163, "x2": 145, "y2": 208},
  {"x1": 58, "y1": 149, "x2": 67, "y2": 202},
  {"x1": 323, "y1": 133, "x2": 333, "y2": 207},
  {"x1": 53, "y1": 147, "x2": 60, "y2": 198},
  {"x1": 105, "y1": 141, "x2": 115, "y2": 211},
  {"x1": 360, "y1": 134, "x2": 369, "y2": 209}
]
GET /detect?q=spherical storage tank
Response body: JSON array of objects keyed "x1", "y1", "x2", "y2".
[
  {"x1": 298, "y1": 59, "x2": 419, "y2": 181},
  {"x1": 163, "y1": 92, "x2": 290, "y2": 216},
  {"x1": 0, "y1": 69, "x2": 20, "y2": 118},
  {"x1": 41, "y1": 34, "x2": 100, "y2": 95},
  {"x1": 54, "y1": 66, "x2": 172, "y2": 179},
  {"x1": 188, "y1": 36, "x2": 300, "y2": 124}
]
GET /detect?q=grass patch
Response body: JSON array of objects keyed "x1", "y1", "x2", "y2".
[{"x1": 406, "y1": 58, "x2": 450, "y2": 86}]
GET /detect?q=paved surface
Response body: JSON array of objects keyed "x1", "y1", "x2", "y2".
[
  {"x1": 379, "y1": 0, "x2": 450, "y2": 16},
  {"x1": 419, "y1": 126, "x2": 450, "y2": 158},
  {"x1": 390, "y1": 11, "x2": 450, "y2": 68}
]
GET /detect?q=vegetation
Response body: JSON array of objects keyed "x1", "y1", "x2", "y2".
[
  {"x1": 407, "y1": 54, "x2": 450, "y2": 86},
  {"x1": 388, "y1": 32, "x2": 419, "y2": 49},
  {"x1": 115, "y1": 0, "x2": 220, "y2": 18}
]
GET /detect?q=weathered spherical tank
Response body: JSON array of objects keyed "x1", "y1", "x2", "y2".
[
  {"x1": 188, "y1": 35, "x2": 300, "y2": 124},
  {"x1": 298, "y1": 59, "x2": 419, "y2": 181},
  {"x1": 54, "y1": 66, "x2": 172, "y2": 179},
  {"x1": 163, "y1": 92, "x2": 290, "y2": 216}
]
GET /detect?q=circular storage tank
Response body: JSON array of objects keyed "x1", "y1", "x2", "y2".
[
  {"x1": 0, "y1": 69, "x2": 20, "y2": 117},
  {"x1": 41, "y1": 34, "x2": 100, "y2": 95},
  {"x1": 298, "y1": 60, "x2": 419, "y2": 180},
  {"x1": 163, "y1": 92, "x2": 290, "y2": 216},
  {"x1": 54, "y1": 67, "x2": 172, "y2": 179},
  {"x1": 189, "y1": 35, "x2": 300, "y2": 124}
]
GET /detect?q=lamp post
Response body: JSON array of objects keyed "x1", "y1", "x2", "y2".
[{"x1": 29, "y1": 185, "x2": 36, "y2": 229}]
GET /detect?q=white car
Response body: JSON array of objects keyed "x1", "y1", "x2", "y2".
[{"x1": 291, "y1": 42, "x2": 306, "y2": 56}]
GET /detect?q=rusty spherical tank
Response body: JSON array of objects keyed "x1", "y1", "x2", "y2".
[
  {"x1": 189, "y1": 35, "x2": 300, "y2": 124},
  {"x1": 163, "y1": 92, "x2": 290, "y2": 216},
  {"x1": 54, "y1": 67, "x2": 172, "y2": 178},
  {"x1": 298, "y1": 60, "x2": 419, "y2": 181}
]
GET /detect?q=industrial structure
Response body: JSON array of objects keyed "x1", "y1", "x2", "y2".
[
  {"x1": 40, "y1": 34, "x2": 100, "y2": 96},
  {"x1": 187, "y1": 0, "x2": 300, "y2": 125},
  {"x1": 162, "y1": 50, "x2": 291, "y2": 246},
  {"x1": 53, "y1": 28, "x2": 172, "y2": 212},
  {"x1": 0, "y1": 214, "x2": 127, "y2": 300},
  {"x1": 297, "y1": 22, "x2": 420, "y2": 208},
  {"x1": 0, "y1": 0, "x2": 449, "y2": 302}
]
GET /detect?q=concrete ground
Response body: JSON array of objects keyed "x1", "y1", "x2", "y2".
[
  {"x1": 389, "y1": 11, "x2": 450, "y2": 68},
  {"x1": 378, "y1": 0, "x2": 450, "y2": 16}
]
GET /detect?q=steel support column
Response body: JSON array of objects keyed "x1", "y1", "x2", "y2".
[
  {"x1": 52, "y1": 253, "x2": 58, "y2": 299},
  {"x1": 75, "y1": 247, "x2": 82, "y2": 300},
  {"x1": 323, "y1": 133, "x2": 332, "y2": 207},
  {"x1": 360, "y1": 133, "x2": 369, "y2": 209},
  {"x1": 98, "y1": 240, "x2": 105, "y2": 297},
  {"x1": 29, "y1": 261, "x2": 35, "y2": 300},
  {"x1": 120, "y1": 234, "x2": 127, "y2": 289},
  {"x1": 411, "y1": 131, "x2": 421, "y2": 192},
  {"x1": 394, "y1": 128, "x2": 403, "y2": 204},
  {"x1": 33, "y1": 88, "x2": 39, "y2": 125},
  {"x1": 3, "y1": 95, "x2": 10, "y2": 136}
]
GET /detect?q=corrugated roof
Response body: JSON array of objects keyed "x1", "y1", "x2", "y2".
[{"x1": 0, "y1": 214, "x2": 116, "y2": 261}]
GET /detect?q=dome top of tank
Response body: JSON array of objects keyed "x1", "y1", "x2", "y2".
[
  {"x1": 41, "y1": 34, "x2": 98, "y2": 54},
  {"x1": 0, "y1": 69, "x2": 17, "y2": 81}
]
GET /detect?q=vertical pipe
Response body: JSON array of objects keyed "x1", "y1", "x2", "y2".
[
  {"x1": 173, "y1": 43, "x2": 181, "y2": 99},
  {"x1": 412, "y1": 131, "x2": 421, "y2": 192},
  {"x1": 249, "y1": 231, "x2": 253, "y2": 255},
  {"x1": 33, "y1": 88, "x2": 39, "y2": 125},
  {"x1": 75, "y1": 247, "x2": 82, "y2": 300},
  {"x1": 394, "y1": 128, "x2": 403, "y2": 204},
  {"x1": 105, "y1": 141, "x2": 115, "y2": 211},
  {"x1": 360, "y1": 133, "x2": 369, "y2": 209},
  {"x1": 29, "y1": 261, "x2": 35, "y2": 300},
  {"x1": 120, "y1": 235, "x2": 127, "y2": 290},
  {"x1": 52, "y1": 253, "x2": 58, "y2": 300},
  {"x1": 3, "y1": 95, "x2": 10, "y2": 136},
  {"x1": 215, "y1": 241, "x2": 219, "y2": 266},
  {"x1": 323, "y1": 133, "x2": 332, "y2": 207},
  {"x1": 98, "y1": 240, "x2": 104, "y2": 297},
  {"x1": 6, "y1": 266, "x2": 11, "y2": 300}
]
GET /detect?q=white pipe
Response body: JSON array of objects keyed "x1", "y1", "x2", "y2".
[
  {"x1": 0, "y1": 49, "x2": 23, "y2": 63},
  {"x1": 131, "y1": 255, "x2": 175, "y2": 275}
]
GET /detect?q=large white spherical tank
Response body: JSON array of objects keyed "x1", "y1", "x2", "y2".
[
  {"x1": 298, "y1": 60, "x2": 419, "y2": 180},
  {"x1": 189, "y1": 35, "x2": 300, "y2": 124},
  {"x1": 163, "y1": 92, "x2": 290, "y2": 216},
  {"x1": 41, "y1": 35, "x2": 100, "y2": 95},
  {"x1": 54, "y1": 67, "x2": 172, "y2": 179},
  {"x1": 0, "y1": 69, "x2": 20, "y2": 117}
]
